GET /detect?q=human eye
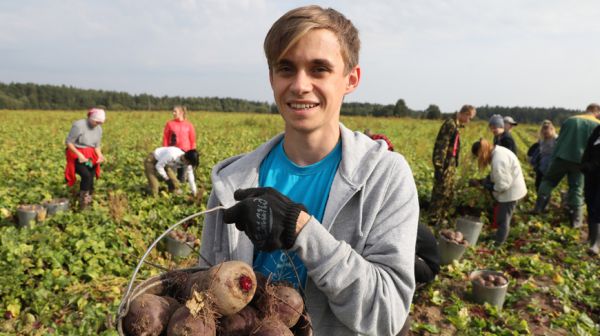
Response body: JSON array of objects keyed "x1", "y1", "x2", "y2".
[
  {"x1": 311, "y1": 61, "x2": 333, "y2": 77},
  {"x1": 274, "y1": 63, "x2": 294, "y2": 75}
]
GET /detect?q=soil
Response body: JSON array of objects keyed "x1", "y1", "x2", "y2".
[
  {"x1": 411, "y1": 304, "x2": 456, "y2": 335},
  {"x1": 407, "y1": 269, "x2": 574, "y2": 335}
]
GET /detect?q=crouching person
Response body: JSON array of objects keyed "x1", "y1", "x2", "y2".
[
  {"x1": 198, "y1": 5, "x2": 418, "y2": 335},
  {"x1": 470, "y1": 139, "x2": 527, "y2": 246},
  {"x1": 65, "y1": 107, "x2": 107, "y2": 210},
  {"x1": 144, "y1": 147, "x2": 198, "y2": 196}
]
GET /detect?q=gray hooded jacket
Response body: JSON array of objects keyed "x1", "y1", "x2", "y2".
[{"x1": 199, "y1": 123, "x2": 418, "y2": 335}]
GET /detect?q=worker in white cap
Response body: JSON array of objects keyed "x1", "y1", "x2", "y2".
[
  {"x1": 503, "y1": 116, "x2": 518, "y2": 132},
  {"x1": 64, "y1": 107, "x2": 107, "y2": 209}
]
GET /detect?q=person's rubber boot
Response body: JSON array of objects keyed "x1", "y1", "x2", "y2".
[
  {"x1": 85, "y1": 192, "x2": 93, "y2": 208},
  {"x1": 532, "y1": 195, "x2": 549, "y2": 214},
  {"x1": 569, "y1": 207, "x2": 583, "y2": 229},
  {"x1": 79, "y1": 191, "x2": 92, "y2": 210},
  {"x1": 588, "y1": 222, "x2": 599, "y2": 255}
]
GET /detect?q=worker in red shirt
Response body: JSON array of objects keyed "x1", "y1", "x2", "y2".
[
  {"x1": 364, "y1": 129, "x2": 394, "y2": 151},
  {"x1": 163, "y1": 105, "x2": 197, "y2": 181}
]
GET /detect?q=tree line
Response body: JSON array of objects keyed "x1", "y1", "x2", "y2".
[
  {"x1": 0, "y1": 82, "x2": 582, "y2": 124},
  {"x1": 0, "y1": 82, "x2": 273, "y2": 113}
]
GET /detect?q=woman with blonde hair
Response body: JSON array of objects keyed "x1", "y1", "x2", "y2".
[
  {"x1": 527, "y1": 120, "x2": 558, "y2": 189},
  {"x1": 162, "y1": 105, "x2": 197, "y2": 182},
  {"x1": 470, "y1": 138, "x2": 527, "y2": 246}
]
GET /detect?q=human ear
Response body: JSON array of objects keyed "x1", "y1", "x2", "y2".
[{"x1": 345, "y1": 66, "x2": 361, "y2": 94}]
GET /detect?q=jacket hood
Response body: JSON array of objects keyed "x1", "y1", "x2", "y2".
[{"x1": 210, "y1": 123, "x2": 392, "y2": 207}]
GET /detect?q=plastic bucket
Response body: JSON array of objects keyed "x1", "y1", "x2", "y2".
[
  {"x1": 456, "y1": 216, "x2": 483, "y2": 247},
  {"x1": 165, "y1": 235, "x2": 194, "y2": 258},
  {"x1": 438, "y1": 235, "x2": 468, "y2": 265},
  {"x1": 16, "y1": 204, "x2": 46, "y2": 228},
  {"x1": 469, "y1": 270, "x2": 509, "y2": 310},
  {"x1": 43, "y1": 198, "x2": 70, "y2": 216}
]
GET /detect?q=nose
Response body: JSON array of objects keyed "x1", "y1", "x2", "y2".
[{"x1": 290, "y1": 70, "x2": 312, "y2": 95}]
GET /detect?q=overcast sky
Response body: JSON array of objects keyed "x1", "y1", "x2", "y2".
[{"x1": 1, "y1": 0, "x2": 599, "y2": 112}]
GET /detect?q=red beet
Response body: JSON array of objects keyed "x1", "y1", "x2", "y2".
[
  {"x1": 252, "y1": 278, "x2": 305, "y2": 328},
  {"x1": 270, "y1": 285, "x2": 304, "y2": 327},
  {"x1": 167, "y1": 306, "x2": 216, "y2": 336},
  {"x1": 122, "y1": 293, "x2": 179, "y2": 336},
  {"x1": 251, "y1": 318, "x2": 293, "y2": 336},
  {"x1": 167, "y1": 291, "x2": 217, "y2": 336},
  {"x1": 183, "y1": 261, "x2": 257, "y2": 316},
  {"x1": 219, "y1": 305, "x2": 259, "y2": 336}
]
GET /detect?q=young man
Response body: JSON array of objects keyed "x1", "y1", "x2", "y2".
[
  {"x1": 198, "y1": 6, "x2": 418, "y2": 335},
  {"x1": 429, "y1": 104, "x2": 476, "y2": 228},
  {"x1": 534, "y1": 103, "x2": 600, "y2": 227}
]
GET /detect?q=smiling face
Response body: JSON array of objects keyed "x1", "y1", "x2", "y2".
[{"x1": 269, "y1": 29, "x2": 360, "y2": 136}]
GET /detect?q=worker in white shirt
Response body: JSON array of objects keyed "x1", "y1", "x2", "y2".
[{"x1": 144, "y1": 147, "x2": 199, "y2": 196}]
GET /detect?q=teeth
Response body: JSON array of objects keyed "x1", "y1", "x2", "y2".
[{"x1": 290, "y1": 103, "x2": 317, "y2": 109}]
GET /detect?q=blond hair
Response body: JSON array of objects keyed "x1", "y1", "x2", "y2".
[
  {"x1": 471, "y1": 138, "x2": 494, "y2": 170},
  {"x1": 263, "y1": 5, "x2": 360, "y2": 75},
  {"x1": 539, "y1": 120, "x2": 557, "y2": 140},
  {"x1": 173, "y1": 105, "x2": 188, "y2": 120}
]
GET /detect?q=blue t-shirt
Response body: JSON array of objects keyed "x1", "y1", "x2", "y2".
[{"x1": 254, "y1": 139, "x2": 341, "y2": 289}]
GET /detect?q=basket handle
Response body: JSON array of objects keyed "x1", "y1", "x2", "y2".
[{"x1": 117, "y1": 206, "x2": 225, "y2": 318}]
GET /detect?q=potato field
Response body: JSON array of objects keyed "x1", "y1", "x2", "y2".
[{"x1": 0, "y1": 110, "x2": 598, "y2": 335}]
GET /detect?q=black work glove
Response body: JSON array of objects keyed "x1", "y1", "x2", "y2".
[
  {"x1": 223, "y1": 187, "x2": 306, "y2": 251},
  {"x1": 481, "y1": 175, "x2": 495, "y2": 191},
  {"x1": 468, "y1": 178, "x2": 480, "y2": 187}
]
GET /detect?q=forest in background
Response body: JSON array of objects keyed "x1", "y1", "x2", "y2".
[{"x1": 0, "y1": 81, "x2": 582, "y2": 124}]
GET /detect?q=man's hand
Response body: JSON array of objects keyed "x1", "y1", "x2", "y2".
[{"x1": 223, "y1": 187, "x2": 306, "y2": 251}]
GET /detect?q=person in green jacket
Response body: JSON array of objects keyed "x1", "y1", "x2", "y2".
[
  {"x1": 429, "y1": 105, "x2": 476, "y2": 229},
  {"x1": 533, "y1": 103, "x2": 600, "y2": 228}
]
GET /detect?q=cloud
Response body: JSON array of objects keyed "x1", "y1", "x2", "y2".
[{"x1": 1, "y1": 0, "x2": 599, "y2": 110}]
